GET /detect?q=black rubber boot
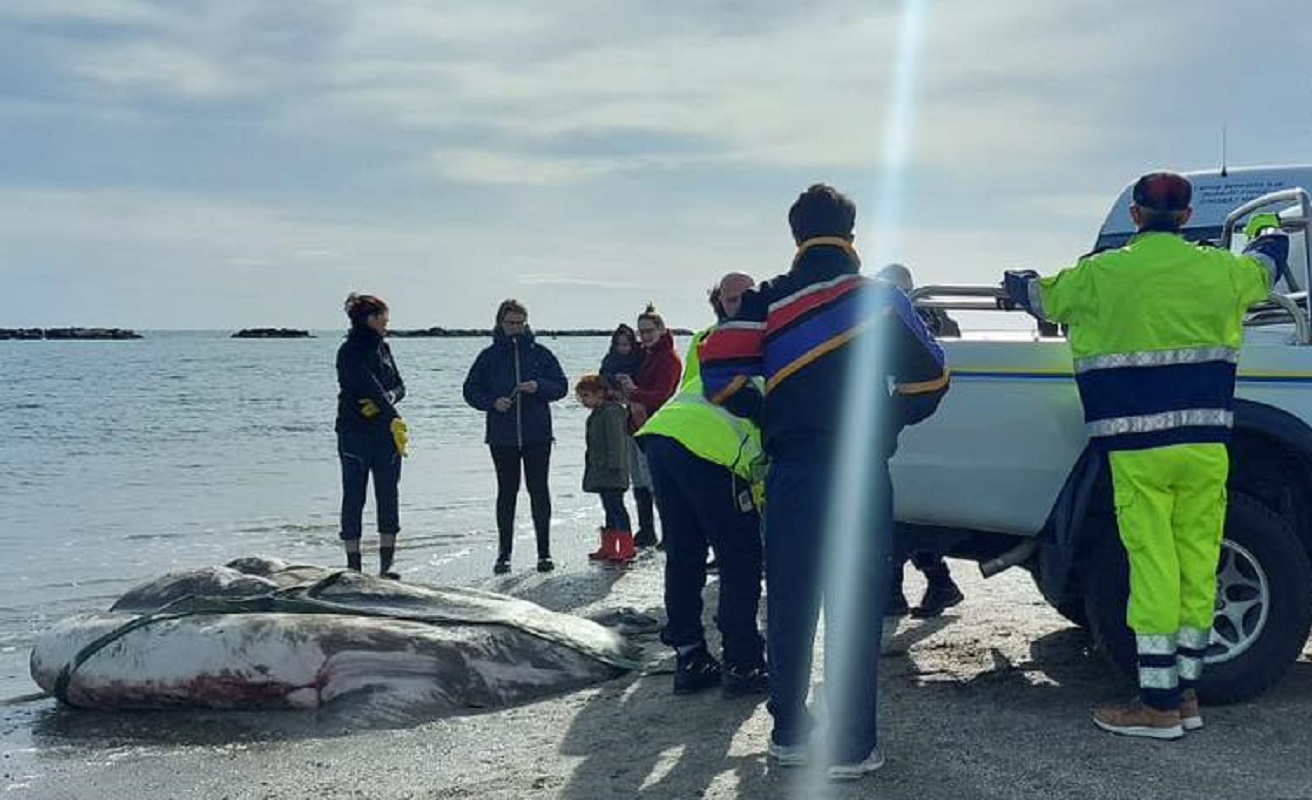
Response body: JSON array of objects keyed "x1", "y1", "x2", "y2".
[
  {"x1": 379, "y1": 546, "x2": 399, "y2": 580},
  {"x1": 633, "y1": 488, "x2": 658, "y2": 548}
]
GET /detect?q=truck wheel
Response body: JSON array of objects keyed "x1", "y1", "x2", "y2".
[
  {"x1": 1032, "y1": 568, "x2": 1089, "y2": 628},
  {"x1": 1083, "y1": 492, "x2": 1312, "y2": 705}
]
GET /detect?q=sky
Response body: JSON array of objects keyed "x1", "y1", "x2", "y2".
[{"x1": 1, "y1": 0, "x2": 1309, "y2": 330}]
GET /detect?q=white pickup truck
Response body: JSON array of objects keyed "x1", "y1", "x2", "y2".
[{"x1": 892, "y1": 165, "x2": 1312, "y2": 704}]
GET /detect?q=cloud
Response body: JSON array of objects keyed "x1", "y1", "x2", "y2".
[
  {"x1": 515, "y1": 274, "x2": 650, "y2": 291},
  {"x1": 67, "y1": 42, "x2": 245, "y2": 99},
  {"x1": 2, "y1": 0, "x2": 1310, "y2": 329},
  {"x1": 427, "y1": 149, "x2": 627, "y2": 186},
  {"x1": 0, "y1": 0, "x2": 173, "y2": 27}
]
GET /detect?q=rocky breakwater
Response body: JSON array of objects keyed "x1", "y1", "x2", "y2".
[
  {"x1": 232, "y1": 328, "x2": 313, "y2": 339},
  {"x1": 0, "y1": 327, "x2": 142, "y2": 340}
]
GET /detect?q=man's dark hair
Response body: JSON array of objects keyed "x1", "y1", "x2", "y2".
[
  {"x1": 344, "y1": 293, "x2": 388, "y2": 329},
  {"x1": 1132, "y1": 171, "x2": 1192, "y2": 233},
  {"x1": 788, "y1": 184, "x2": 856, "y2": 243}
]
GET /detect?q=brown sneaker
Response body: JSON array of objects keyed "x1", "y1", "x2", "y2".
[
  {"x1": 1180, "y1": 689, "x2": 1203, "y2": 731},
  {"x1": 1092, "y1": 699, "x2": 1184, "y2": 740}
]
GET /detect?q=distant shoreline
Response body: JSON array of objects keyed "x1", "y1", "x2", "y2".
[
  {"x1": 388, "y1": 327, "x2": 695, "y2": 338},
  {"x1": 1, "y1": 327, "x2": 695, "y2": 340},
  {"x1": 0, "y1": 327, "x2": 142, "y2": 340}
]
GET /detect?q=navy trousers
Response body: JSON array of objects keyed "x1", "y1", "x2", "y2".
[
  {"x1": 764, "y1": 457, "x2": 894, "y2": 763},
  {"x1": 643, "y1": 435, "x2": 765, "y2": 670},
  {"x1": 338, "y1": 427, "x2": 402, "y2": 541}
]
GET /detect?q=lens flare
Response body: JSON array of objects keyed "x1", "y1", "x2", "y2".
[{"x1": 788, "y1": 0, "x2": 926, "y2": 792}]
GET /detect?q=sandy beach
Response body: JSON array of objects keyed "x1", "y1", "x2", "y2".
[{"x1": 7, "y1": 539, "x2": 1312, "y2": 800}]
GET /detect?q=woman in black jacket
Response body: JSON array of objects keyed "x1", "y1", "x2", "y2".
[
  {"x1": 462, "y1": 299, "x2": 568, "y2": 575},
  {"x1": 336, "y1": 293, "x2": 407, "y2": 578}
]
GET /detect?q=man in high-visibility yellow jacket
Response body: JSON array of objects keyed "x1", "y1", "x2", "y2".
[
  {"x1": 1005, "y1": 171, "x2": 1290, "y2": 739},
  {"x1": 637, "y1": 272, "x2": 770, "y2": 698}
]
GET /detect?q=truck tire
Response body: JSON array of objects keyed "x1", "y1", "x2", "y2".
[
  {"x1": 1032, "y1": 568, "x2": 1089, "y2": 628},
  {"x1": 1083, "y1": 492, "x2": 1312, "y2": 705}
]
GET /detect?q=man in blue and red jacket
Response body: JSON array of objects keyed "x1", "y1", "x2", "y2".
[{"x1": 700, "y1": 184, "x2": 949, "y2": 779}]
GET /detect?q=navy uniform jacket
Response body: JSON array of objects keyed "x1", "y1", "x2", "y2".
[{"x1": 700, "y1": 238, "x2": 949, "y2": 463}]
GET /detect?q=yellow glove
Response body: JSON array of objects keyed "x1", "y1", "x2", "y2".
[
  {"x1": 390, "y1": 417, "x2": 409, "y2": 457},
  {"x1": 359, "y1": 398, "x2": 381, "y2": 419},
  {"x1": 1245, "y1": 213, "x2": 1281, "y2": 240}
]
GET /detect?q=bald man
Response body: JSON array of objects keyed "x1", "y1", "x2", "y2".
[{"x1": 635, "y1": 272, "x2": 769, "y2": 697}]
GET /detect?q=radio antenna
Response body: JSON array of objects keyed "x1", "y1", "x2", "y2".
[{"x1": 1220, "y1": 123, "x2": 1228, "y2": 177}]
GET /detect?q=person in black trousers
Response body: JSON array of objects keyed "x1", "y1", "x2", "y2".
[
  {"x1": 336, "y1": 293, "x2": 408, "y2": 578},
  {"x1": 877, "y1": 263, "x2": 965, "y2": 618},
  {"x1": 462, "y1": 299, "x2": 568, "y2": 574}
]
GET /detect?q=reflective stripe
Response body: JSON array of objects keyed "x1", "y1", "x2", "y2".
[
  {"x1": 1248, "y1": 250, "x2": 1281, "y2": 286},
  {"x1": 1138, "y1": 666, "x2": 1179, "y2": 690},
  {"x1": 1177, "y1": 656, "x2": 1204, "y2": 682},
  {"x1": 1178, "y1": 626, "x2": 1210, "y2": 651},
  {"x1": 1136, "y1": 634, "x2": 1176, "y2": 656},
  {"x1": 1088, "y1": 409, "x2": 1233, "y2": 438},
  {"x1": 717, "y1": 320, "x2": 767, "y2": 332},
  {"x1": 1074, "y1": 346, "x2": 1239, "y2": 374},
  {"x1": 1026, "y1": 279, "x2": 1046, "y2": 321},
  {"x1": 767, "y1": 273, "x2": 863, "y2": 314}
]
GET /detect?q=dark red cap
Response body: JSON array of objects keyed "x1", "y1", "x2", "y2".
[{"x1": 1132, "y1": 171, "x2": 1192, "y2": 211}]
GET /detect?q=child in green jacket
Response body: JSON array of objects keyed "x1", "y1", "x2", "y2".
[{"x1": 577, "y1": 375, "x2": 634, "y2": 563}]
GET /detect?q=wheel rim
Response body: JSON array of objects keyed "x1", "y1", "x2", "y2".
[{"x1": 1207, "y1": 540, "x2": 1270, "y2": 663}]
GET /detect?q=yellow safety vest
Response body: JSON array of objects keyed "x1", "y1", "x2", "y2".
[{"x1": 637, "y1": 328, "x2": 764, "y2": 482}]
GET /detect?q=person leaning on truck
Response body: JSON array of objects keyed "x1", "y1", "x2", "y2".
[
  {"x1": 701, "y1": 184, "x2": 950, "y2": 779},
  {"x1": 876, "y1": 263, "x2": 966, "y2": 619},
  {"x1": 1003, "y1": 171, "x2": 1290, "y2": 740}
]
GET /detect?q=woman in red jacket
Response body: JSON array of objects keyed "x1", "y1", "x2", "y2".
[{"x1": 616, "y1": 304, "x2": 682, "y2": 549}]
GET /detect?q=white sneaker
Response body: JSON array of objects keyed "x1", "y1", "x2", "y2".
[
  {"x1": 828, "y1": 746, "x2": 885, "y2": 781},
  {"x1": 767, "y1": 740, "x2": 807, "y2": 767}
]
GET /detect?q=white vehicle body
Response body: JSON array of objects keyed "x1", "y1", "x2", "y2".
[
  {"x1": 892, "y1": 328, "x2": 1312, "y2": 534},
  {"x1": 885, "y1": 167, "x2": 1312, "y2": 704}
]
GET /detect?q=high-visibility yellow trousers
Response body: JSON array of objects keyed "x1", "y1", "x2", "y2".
[{"x1": 1109, "y1": 443, "x2": 1229, "y2": 710}]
